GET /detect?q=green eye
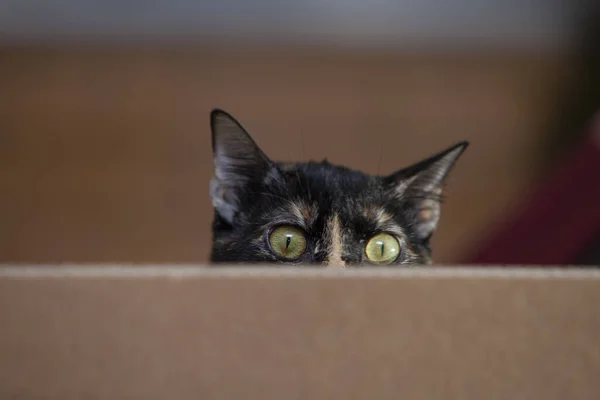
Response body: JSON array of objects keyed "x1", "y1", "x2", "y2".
[
  {"x1": 268, "y1": 225, "x2": 307, "y2": 260},
  {"x1": 365, "y1": 233, "x2": 400, "y2": 264}
]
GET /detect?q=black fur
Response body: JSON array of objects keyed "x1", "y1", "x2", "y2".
[{"x1": 209, "y1": 109, "x2": 468, "y2": 267}]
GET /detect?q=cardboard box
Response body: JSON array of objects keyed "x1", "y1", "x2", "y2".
[{"x1": 1, "y1": 266, "x2": 599, "y2": 399}]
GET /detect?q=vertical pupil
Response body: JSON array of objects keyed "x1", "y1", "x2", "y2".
[
  {"x1": 380, "y1": 241, "x2": 385, "y2": 257},
  {"x1": 285, "y1": 234, "x2": 292, "y2": 249}
]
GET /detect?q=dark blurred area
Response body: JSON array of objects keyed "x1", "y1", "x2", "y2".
[{"x1": 1, "y1": 1, "x2": 599, "y2": 265}]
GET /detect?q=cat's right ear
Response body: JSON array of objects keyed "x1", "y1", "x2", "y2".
[{"x1": 210, "y1": 109, "x2": 272, "y2": 223}]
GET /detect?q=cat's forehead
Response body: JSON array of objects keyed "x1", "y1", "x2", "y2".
[
  {"x1": 264, "y1": 161, "x2": 398, "y2": 229},
  {"x1": 278, "y1": 161, "x2": 378, "y2": 195}
]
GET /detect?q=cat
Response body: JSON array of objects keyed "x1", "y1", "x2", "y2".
[{"x1": 209, "y1": 109, "x2": 468, "y2": 267}]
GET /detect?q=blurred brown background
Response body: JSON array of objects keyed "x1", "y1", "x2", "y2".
[{"x1": 1, "y1": 1, "x2": 599, "y2": 264}]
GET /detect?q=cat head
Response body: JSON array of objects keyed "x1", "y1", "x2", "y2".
[{"x1": 209, "y1": 109, "x2": 468, "y2": 267}]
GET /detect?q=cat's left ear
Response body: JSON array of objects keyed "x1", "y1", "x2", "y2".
[
  {"x1": 210, "y1": 109, "x2": 273, "y2": 223},
  {"x1": 385, "y1": 141, "x2": 469, "y2": 241}
]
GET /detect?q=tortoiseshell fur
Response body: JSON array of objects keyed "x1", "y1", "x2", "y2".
[{"x1": 209, "y1": 109, "x2": 468, "y2": 267}]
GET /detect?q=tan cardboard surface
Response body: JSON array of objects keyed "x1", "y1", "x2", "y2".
[{"x1": 1, "y1": 266, "x2": 599, "y2": 399}]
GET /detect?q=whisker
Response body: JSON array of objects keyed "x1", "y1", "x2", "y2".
[
  {"x1": 300, "y1": 129, "x2": 312, "y2": 203},
  {"x1": 295, "y1": 167, "x2": 305, "y2": 194},
  {"x1": 402, "y1": 193, "x2": 447, "y2": 204},
  {"x1": 289, "y1": 128, "x2": 304, "y2": 197},
  {"x1": 248, "y1": 191, "x2": 289, "y2": 202}
]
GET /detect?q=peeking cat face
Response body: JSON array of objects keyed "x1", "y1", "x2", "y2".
[{"x1": 209, "y1": 109, "x2": 468, "y2": 267}]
